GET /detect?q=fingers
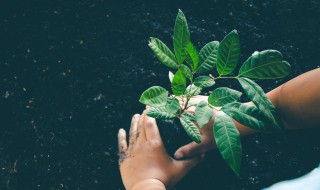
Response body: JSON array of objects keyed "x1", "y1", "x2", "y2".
[
  {"x1": 118, "y1": 128, "x2": 128, "y2": 163},
  {"x1": 128, "y1": 114, "x2": 140, "y2": 148},
  {"x1": 143, "y1": 114, "x2": 161, "y2": 141},
  {"x1": 174, "y1": 142, "x2": 207, "y2": 159},
  {"x1": 137, "y1": 111, "x2": 147, "y2": 141},
  {"x1": 174, "y1": 154, "x2": 205, "y2": 176}
]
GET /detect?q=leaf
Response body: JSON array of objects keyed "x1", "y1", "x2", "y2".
[
  {"x1": 214, "y1": 111, "x2": 242, "y2": 176},
  {"x1": 217, "y1": 30, "x2": 240, "y2": 75},
  {"x1": 165, "y1": 97, "x2": 180, "y2": 114},
  {"x1": 169, "y1": 71, "x2": 174, "y2": 83},
  {"x1": 139, "y1": 86, "x2": 168, "y2": 107},
  {"x1": 208, "y1": 87, "x2": 242, "y2": 107},
  {"x1": 174, "y1": 9, "x2": 190, "y2": 64},
  {"x1": 222, "y1": 102, "x2": 267, "y2": 131},
  {"x1": 172, "y1": 68, "x2": 187, "y2": 96},
  {"x1": 185, "y1": 41, "x2": 199, "y2": 71},
  {"x1": 194, "y1": 76, "x2": 215, "y2": 88},
  {"x1": 148, "y1": 37, "x2": 179, "y2": 69},
  {"x1": 147, "y1": 107, "x2": 176, "y2": 119},
  {"x1": 237, "y1": 77, "x2": 283, "y2": 131},
  {"x1": 180, "y1": 64, "x2": 192, "y2": 81},
  {"x1": 238, "y1": 50, "x2": 291, "y2": 79},
  {"x1": 185, "y1": 84, "x2": 201, "y2": 96},
  {"x1": 197, "y1": 41, "x2": 219, "y2": 73},
  {"x1": 181, "y1": 112, "x2": 196, "y2": 121},
  {"x1": 180, "y1": 117, "x2": 201, "y2": 143},
  {"x1": 195, "y1": 101, "x2": 213, "y2": 128}
]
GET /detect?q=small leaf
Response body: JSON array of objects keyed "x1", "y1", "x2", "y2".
[
  {"x1": 217, "y1": 30, "x2": 240, "y2": 75},
  {"x1": 214, "y1": 111, "x2": 242, "y2": 176},
  {"x1": 149, "y1": 37, "x2": 179, "y2": 69},
  {"x1": 180, "y1": 64, "x2": 192, "y2": 81},
  {"x1": 222, "y1": 102, "x2": 267, "y2": 131},
  {"x1": 180, "y1": 117, "x2": 201, "y2": 143},
  {"x1": 185, "y1": 41, "x2": 199, "y2": 71},
  {"x1": 208, "y1": 87, "x2": 242, "y2": 107},
  {"x1": 165, "y1": 97, "x2": 180, "y2": 114},
  {"x1": 181, "y1": 112, "x2": 196, "y2": 121},
  {"x1": 194, "y1": 76, "x2": 215, "y2": 88},
  {"x1": 139, "y1": 86, "x2": 168, "y2": 107},
  {"x1": 195, "y1": 101, "x2": 213, "y2": 128},
  {"x1": 172, "y1": 68, "x2": 187, "y2": 96},
  {"x1": 197, "y1": 41, "x2": 219, "y2": 73},
  {"x1": 237, "y1": 77, "x2": 283, "y2": 131},
  {"x1": 238, "y1": 50, "x2": 291, "y2": 79},
  {"x1": 185, "y1": 84, "x2": 201, "y2": 96},
  {"x1": 147, "y1": 107, "x2": 176, "y2": 119},
  {"x1": 169, "y1": 71, "x2": 174, "y2": 83},
  {"x1": 174, "y1": 10, "x2": 190, "y2": 64}
]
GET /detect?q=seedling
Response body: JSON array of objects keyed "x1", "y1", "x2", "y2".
[{"x1": 139, "y1": 10, "x2": 291, "y2": 175}]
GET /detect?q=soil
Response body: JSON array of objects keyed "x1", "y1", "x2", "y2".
[{"x1": 1, "y1": 0, "x2": 320, "y2": 189}]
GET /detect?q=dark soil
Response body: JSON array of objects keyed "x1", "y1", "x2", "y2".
[{"x1": 1, "y1": 0, "x2": 320, "y2": 189}]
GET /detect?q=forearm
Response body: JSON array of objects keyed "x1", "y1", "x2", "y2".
[{"x1": 131, "y1": 179, "x2": 166, "y2": 190}]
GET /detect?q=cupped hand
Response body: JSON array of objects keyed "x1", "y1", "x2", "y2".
[{"x1": 118, "y1": 111, "x2": 204, "y2": 190}]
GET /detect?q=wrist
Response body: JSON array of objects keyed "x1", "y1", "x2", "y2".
[{"x1": 131, "y1": 179, "x2": 166, "y2": 190}]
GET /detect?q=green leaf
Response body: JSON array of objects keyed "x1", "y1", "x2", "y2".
[
  {"x1": 222, "y1": 102, "x2": 267, "y2": 131},
  {"x1": 180, "y1": 117, "x2": 201, "y2": 143},
  {"x1": 217, "y1": 30, "x2": 240, "y2": 75},
  {"x1": 172, "y1": 68, "x2": 187, "y2": 96},
  {"x1": 185, "y1": 41, "x2": 199, "y2": 71},
  {"x1": 174, "y1": 9, "x2": 190, "y2": 64},
  {"x1": 169, "y1": 71, "x2": 174, "y2": 83},
  {"x1": 238, "y1": 50, "x2": 291, "y2": 79},
  {"x1": 180, "y1": 64, "x2": 192, "y2": 81},
  {"x1": 165, "y1": 97, "x2": 180, "y2": 114},
  {"x1": 197, "y1": 41, "x2": 219, "y2": 73},
  {"x1": 214, "y1": 111, "x2": 242, "y2": 176},
  {"x1": 147, "y1": 107, "x2": 176, "y2": 119},
  {"x1": 139, "y1": 86, "x2": 168, "y2": 107},
  {"x1": 194, "y1": 76, "x2": 215, "y2": 88},
  {"x1": 185, "y1": 84, "x2": 201, "y2": 96},
  {"x1": 208, "y1": 87, "x2": 242, "y2": 107},
  {"x1": 148, "y1": 37, "x2": 179, "y2": 69},
  {"x1": 195, "y1": 101, "x2": 213, "y2": 128},
  {"x1": 237, "y1": 77, "x2": 283, "y2": 131},
  {"x1": 181, "y1": 112, "x2": 196, "y2": 121}
]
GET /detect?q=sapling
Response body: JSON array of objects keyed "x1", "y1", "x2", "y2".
[{"x1": 139, "y1": 10, "x2": 291, "y2": 176}]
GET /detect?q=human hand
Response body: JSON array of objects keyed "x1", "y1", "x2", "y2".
[{"x1": 118, "y1": 111, "x2": 204, "y2": 190}]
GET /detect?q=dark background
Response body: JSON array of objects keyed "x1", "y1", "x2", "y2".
[{"x1": 1, "y1": 0, "x2": 320, "y2": 189}]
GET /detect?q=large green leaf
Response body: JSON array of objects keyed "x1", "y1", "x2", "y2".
[
  {"x1": 180, "y1": 64, "x2": 192, "y2": 81},
  {"x1": 147, "y1": 107, "x2": 176, "y2": 119},
  {"x1": 148, "y1": 37, "x2": 179, "y2": 69},
  {"x1": 172, "y1": 68, "x2": 187, "y2": 96},
  {"x1": 217, "y1": 30, "x2": 240, "y2": 75},
  {"x1": 208, "y1": 87, "x2": 242, "y2": 107},
  {"x1": 194, "y1": 76, "x2": 215, "y2": 88},
  {"x1": 181, "y1": 112, "x2": 196, "y2": 121},
  {"x1": 237, "y1": 77, "x2": 283, "y2": 131},
  {"x1": 185, "y1": 84, "x2": 201, "y2": 96},
  {"x1": 238, "y1": 50, "x2": 291, "y2": 79},
  {"x1": 139, "y1": 86, "x2": 168, "y2": 107},
  {"x1": 174, "y1": 10, "x2": 190, "y2": 64},
  {"x1": 185, "y1": 41, "x2": 199, "y2": 71},
  {"x1": 222, "y1": 102, "x2": 267, "y2": 131},
  {"x1": 195, "y1": 101, "x2": 213, "y2": 128},
  {"x1": 214, "y1": 111, "x2": 242, "y2": 176},
  {"x1": 197, "y1": 41, "x2": 219, "y2": 73},
  {"x1": 180, "y1": 117, "x2": 201, "y2": 143},
  {"x1": 165, "y1": 97, "x2": 180, "y2": 114}
]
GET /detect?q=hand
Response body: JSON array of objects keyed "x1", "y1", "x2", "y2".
[
  {"x1": 174, "y1": 96, "x2": 218, "y2": 160},
  {"x1": 118, "y1": 111, "x2": 204, "y2": 190}
]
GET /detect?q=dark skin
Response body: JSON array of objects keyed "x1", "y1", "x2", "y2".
[{"x1": 119, "y1": 68, "x2": 320, "y2": 189}]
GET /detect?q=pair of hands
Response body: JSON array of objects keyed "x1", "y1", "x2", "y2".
[{"x1": 118, "y1": 96, "x2": 217, "y2": 189}]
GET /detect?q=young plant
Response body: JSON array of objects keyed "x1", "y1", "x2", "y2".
[{"x1": 139, "y1": 10, "x2": 291, "y2": 176}]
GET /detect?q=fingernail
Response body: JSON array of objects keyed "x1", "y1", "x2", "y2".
[
  {"x1": 174, "y1": 152, "x2": 183, "y2": 159},
  {"x1": 133, "y1": 114, "x2": 140, "y2": 118}
]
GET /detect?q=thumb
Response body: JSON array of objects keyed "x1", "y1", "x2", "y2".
[
  {"x1": 174, "y1": 154, "x2": 205, "y2": 176},
  {"x1": 174, "y1": 142, "x2": 206, "y2": 159}
]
